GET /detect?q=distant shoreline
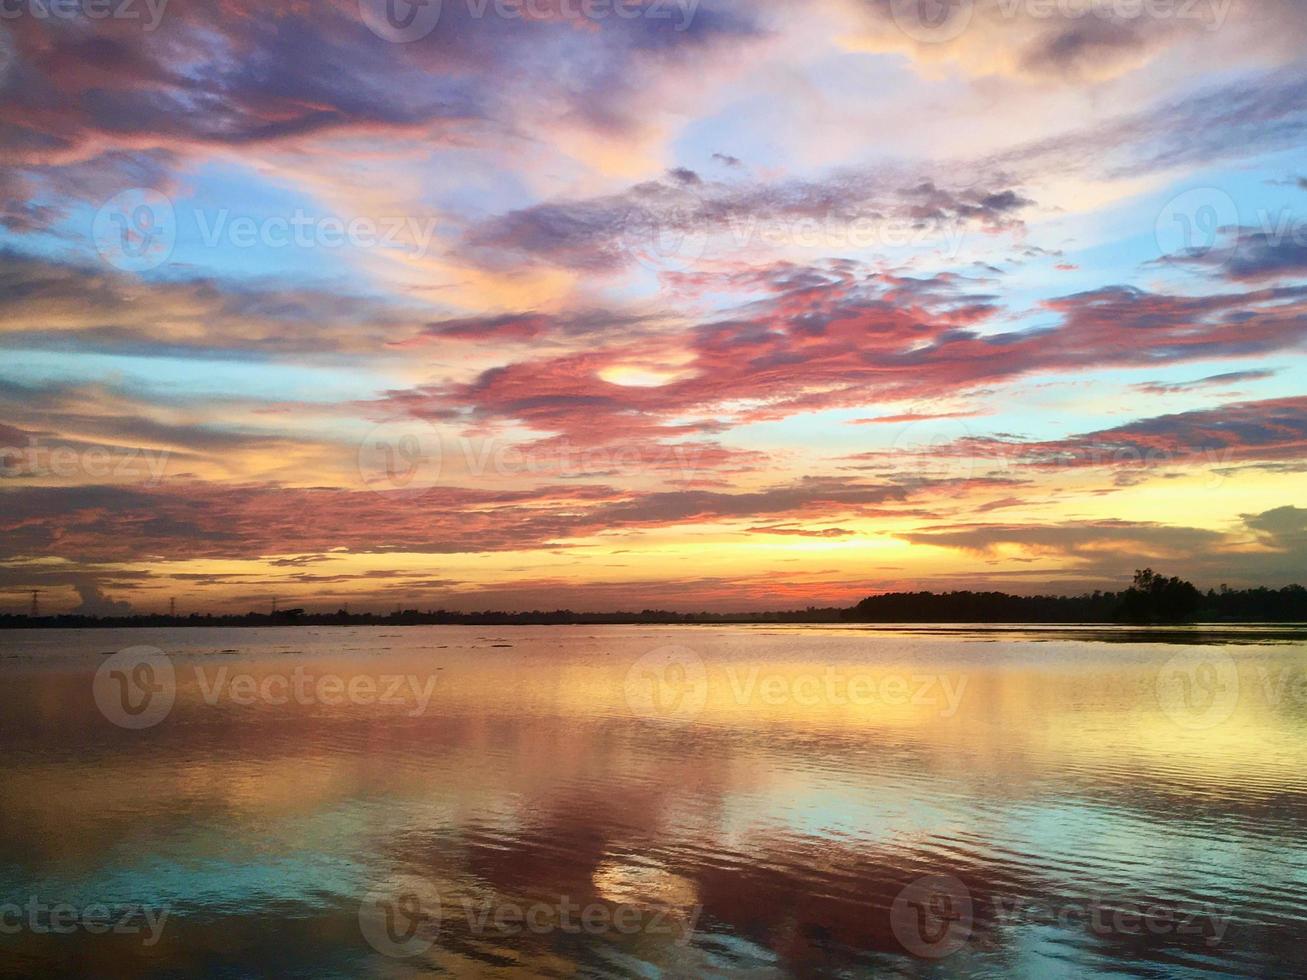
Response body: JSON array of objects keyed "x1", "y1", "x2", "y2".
[
  {"x1": 5, "y1": 581, "x2": 1306, "y2": 630},
  {"x1": 5, "y1": 620, "x2": 1306, "y2": 629}
]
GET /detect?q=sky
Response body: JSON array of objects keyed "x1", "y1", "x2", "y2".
[{"x1": 0, "y1": 0, "x2": 1305, "y2": 614}]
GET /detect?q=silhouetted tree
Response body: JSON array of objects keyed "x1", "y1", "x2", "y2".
[{"x1": 1117, "y1": 568, "x2": 1202, "y2": 623}]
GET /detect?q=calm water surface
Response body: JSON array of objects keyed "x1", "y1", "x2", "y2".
[{"x1": 1, "y1": 624, "x2": 1305, "y2": 978}]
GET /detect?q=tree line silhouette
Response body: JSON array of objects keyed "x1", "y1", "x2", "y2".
[
  {"x1": 3, "y1": 571, "x2": 1305, "y2": 628},
  {"x1": 846, "y1": 570, "x2": 1304, "y2": 623}
]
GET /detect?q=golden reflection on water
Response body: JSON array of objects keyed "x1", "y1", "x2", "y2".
[{"x1": 0, "y1": 625, "x2": 1305, "y2": 977}]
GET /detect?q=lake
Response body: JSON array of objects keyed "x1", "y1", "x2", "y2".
[{"x1": 1, "y1": 624, "x2": 1304, "y2": 977}]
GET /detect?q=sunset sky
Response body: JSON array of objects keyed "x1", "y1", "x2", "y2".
[{"x1": 1, "y1": 0, "x2": 1305, "y2": 613}]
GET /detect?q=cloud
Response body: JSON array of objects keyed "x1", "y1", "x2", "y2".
[
  {"x1": 1243, "y1": 505, "x2": 1307, "y2": 554},
  {"x1": 0, "y1": 0, "x2": 765, "y2": 178},
  {"x1": 996, "y1": 69, "x2": 1307, "y2": 180},
  {"x1": 0, "y1": 251, "x2": 429, "y2": 355},
  {"x1": 899, "y1": 505, "x2": 1307, "y2": 586},
  {"x1": 1160, "y1": 228, "x2": 1307, "y2": 282},
  {"x1": 392, "y1": 309, "x2": 658, "y2": 346},
  {"x1": 745, "y1": 523, "x2": 856, "y2": 537},
  {"x1": 1, "y1": 0, "x2": 1304, "y2": 614},
  {"x1": 1133, "y1": 370, "x2": 1278, "y2": 395},
  {"x1": 72, "y1": 578, "x2": 135, "y2": 616},
  {"x1": 901, "y1": 518, "x2": 1224, "y2": 558},
  {"x1": 843, "y1": 0, "x2": 1307, "y2": 83},
  {"x1": 0, "y1": 467, "x2": 996, "y2": 567},
  {"x1": 905, "y1": 397, "x2": 1307, "y2": 478},
  {"x1": 840, "y1": 399, "x2": 1307, "y2": 489},
  {"x1": 377, "y1": 271, "x2": 1307, "y2": 444},
  {"x1": 851, "y1": 410, "x2": 981, "y2": 424},
  {"x1": 1, "y1": 6, "x2": 477, "y2": 172},
  {"x1": 452, "y1": 67, "x2": 1307, "y2": 282},
  {"x1": 464, "y1": 170, "x2": 1032, "y2": 273}
]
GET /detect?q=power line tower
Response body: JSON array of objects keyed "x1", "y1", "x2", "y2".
[
  {"x1": 169, "y1": 597, "x2": 176, "y2": 617},
  {"x1": 30, "y1": 590, "x2": 40, "y2": 617}
]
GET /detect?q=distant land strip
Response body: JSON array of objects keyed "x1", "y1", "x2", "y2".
[{"x1": 5, "y1": 579, "x2": 1306, "y2": 629}]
